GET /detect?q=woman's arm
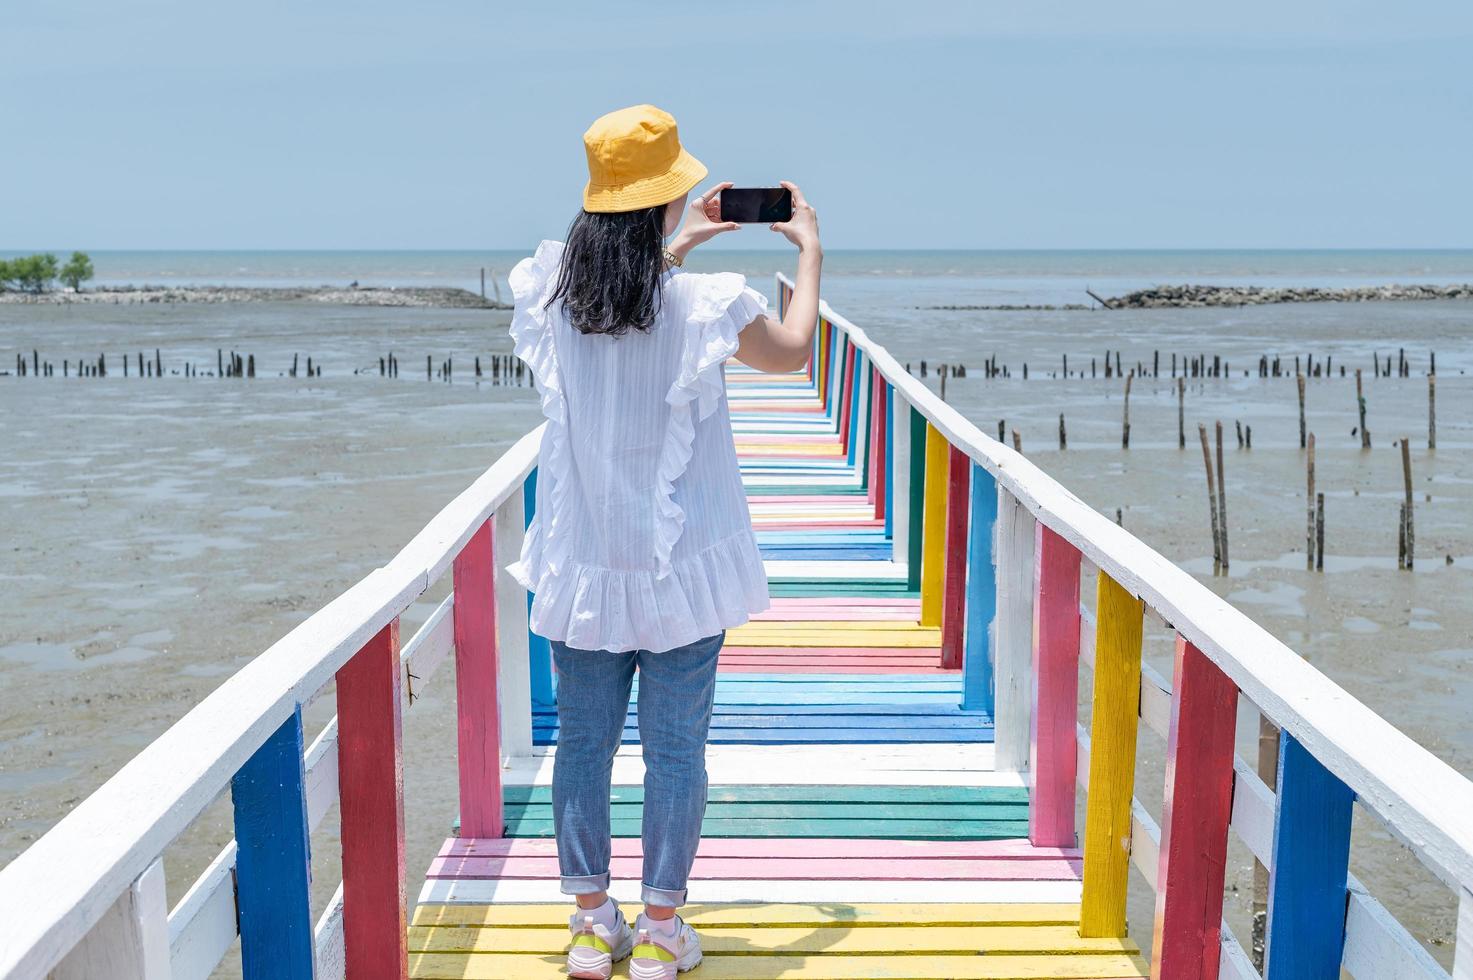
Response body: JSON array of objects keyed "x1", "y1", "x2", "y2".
[{"x1": 737, "y1": 181, "x2": 822, "y2": 374}]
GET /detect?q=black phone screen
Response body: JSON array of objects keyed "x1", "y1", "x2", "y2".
[{"x1": 719, "y1": 187, "x2": 793, "y2": 223}]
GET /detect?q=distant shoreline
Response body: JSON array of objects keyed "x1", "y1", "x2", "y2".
[
  {"x1": 924, "y1": 282, "x2": 1473, "y2": 311},
  {"x1": 0, "y1": 284, "x2": 510, "y2": 309}
]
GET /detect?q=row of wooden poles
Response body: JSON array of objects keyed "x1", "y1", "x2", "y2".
[
  {"x1": 908, "y1": 349, "x2": 1439, "y2": 382},
  {"x1": 932, "y1": 367, "x2": 1437, "y2": 575},
  {"x1": 6, "y1": 350, "x2": 534, "y2": 384}
]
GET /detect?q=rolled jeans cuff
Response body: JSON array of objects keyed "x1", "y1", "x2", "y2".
[
  {"x1": 641, "y1": 882, "x2": 688, "y2": 908},
  {"x1": 560, "y1": 871, "x2": 611, "y2": 896}
]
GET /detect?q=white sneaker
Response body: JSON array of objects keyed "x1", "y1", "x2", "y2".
[
  {"x1": 629, "y1": 915, "x2": 703, "y2": 979},
  {"x1": 566, "y1": 904, "x2": 634, "y2": 980}
]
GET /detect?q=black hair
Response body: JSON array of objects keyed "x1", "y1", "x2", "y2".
[{"x1": 546, "y1": 205, "x2": 668, "y2": 336}]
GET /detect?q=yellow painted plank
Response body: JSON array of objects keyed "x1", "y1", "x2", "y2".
[
  {"x1": 409, "y1": 924, "x2": 1140, "y2": 956},
  {"x1": 411, "y1": 903, "x2": 1084, "y2": 929},
  {"x1": 729, "y1": 621, "x2": 933, "y2": 632},
  {"x1": 919, "y1": 422, "x2": 949, "y2": 627},
  {"x1": 409, "y1": 952, "x2": 1150, "y2": 979},
  {"x1": 723, "y1": 632, "x2": 941, "y2": 648},
  {"x1": 1079, "y1": 572, "x2": 1144, "y2": 939}
]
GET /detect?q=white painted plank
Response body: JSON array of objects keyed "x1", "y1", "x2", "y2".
[
  {"x1": 494, "y1": 491, "x2": 533, "y2": 759},
  {"x1": 167, "y1": 844, "x2": 237, "y2": 980},
  {"x1": 1343, "y1": 880, "x2": 1448, "y2": 979},
  {"x1": 402, "y1": 593, "x2": 454, "y2": 708},
  {"x1": 762, "y1": 559, "x2": 909, "y2": 580},
  {"x1": 314, "y1": 882, "x2": 346, "y2": 980},
  {"x1": 793, "y1": 279, "x2": 1473, "y2": 896},
  {"x1": 1454, "y1": 886, "x2": 1473, "y2": 980},
  {"x1": 992, "y1": 488, "x2": 1035, "y2": 773},
  {"x1": 890, "y1": 383, "x2": 911, "y2": 564},
  {"x1": 503, "y1": 743, "x2": 1014, "y2": 788},
  {"x1": 52, "y1": 859, "x2": 169, "y2": 980},
  {"x1": 1139, "y1": 662, "x2": 1172, "y2": 740},
  {"x1": 1218, "y1": 922, "x2": 1260, "y2": 980},
  {"x1": 304, "y1": 717, "x2": 339, "y2": 830},
  {"x1": 418, "y1": 878, "x2": 1083, "y2": 906},
  {"x1": 1230, "y1": 756, "x2": 1275, "y2": 867}
]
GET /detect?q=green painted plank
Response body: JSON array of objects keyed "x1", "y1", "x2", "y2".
[
  {"x1": 509, "y1": 802, "x2": 1025, "y2": 822},
  {"x1": 908, "y1": 405, "x2": 927, "y2": 591},
  {"x1": 504, "y1": 785, "x2": 1028, "y2": 805}
]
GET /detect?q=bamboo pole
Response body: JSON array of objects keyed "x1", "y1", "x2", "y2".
[
  {"x1": 1216, "y1": 421, "x2": 1229, "y2": 571},
  {"x1": 1199, "y1": 423, "x2": 1222, "y2": 573},
  {"x1": 1306, "y1": 433, "x2": 1316, "y2": 570},
  {"x1": 1401, "y1": 438, "x2": 1414, "y2": 570},
  {"x1": 1356, "y1": 369, "x2": 1370, "y2": 448},
  {"x1": 1177, "y1": 377, "x2": 1185, "y2": 449},
  {"x1": 1429, "y1": 374, "x2": 1437, "y2": 450},
  {"x1": 1297, "y1": 374, "x2": 1306, "y2": 449},
  {"x1": 1316, "y1": 492, "x2": 1325, "y2": 571},
  {"x1": 1121, "y1": 371, "x2": 1132, "y2": 448}
]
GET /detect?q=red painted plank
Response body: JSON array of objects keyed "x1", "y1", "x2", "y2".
[
  {"x1": 940, "y1": 445, "x2": 971, "y2": 669},
  {"x1": 453, "y1": 520, "x2": 503, "y2": 839},
  {"x1": 867, "y1": 367, "x2": 881, "y2": 506},
  {"x1": 718, "y1": 646, "x2": 941, "y2": 657},
  {"x1": 1029, "y1": 523, "x2": 1082, "y2": 848},
  {"x1": 428, "y1": 854, "x2": 1083, "y2": 882},
  {"x1": 335, "y1": 618, "x2": 408, "y2": 978},
  {"x1": 749, "y1": 520, "x2": 886, "y2": 531},
  {"x1": 837, "y1": 343, "x2": 856, "y2": 450},
  {"x1": 442, "y1": 837, "x2": 1081, "y2": 860},
  {"x1": 1150, "y1": 636, "x2": 1240, "y2": 980},
  {"x1": 873, "y1": 370, "x2": 889, "y2": 521}
]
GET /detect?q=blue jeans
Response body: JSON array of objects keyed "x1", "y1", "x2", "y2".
[{"x1": 551, "y1": 632, "x2": 723, "y2": 908}]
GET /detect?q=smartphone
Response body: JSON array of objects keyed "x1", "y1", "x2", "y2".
[{"x1": 719, "y1": 187, "x2": 793, "y2": 223}]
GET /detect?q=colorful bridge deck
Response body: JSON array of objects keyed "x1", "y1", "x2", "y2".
[{"x1": 410, "y1": 358, "x2": 1147, "y2": 978}]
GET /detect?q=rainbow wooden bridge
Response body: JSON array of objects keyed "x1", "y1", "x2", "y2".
[{"x1": 3, "y1": 278, "x2": 1471, "y2": 979}]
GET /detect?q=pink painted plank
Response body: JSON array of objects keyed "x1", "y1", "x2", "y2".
[
  {"x1": 718, "y1": 647, "x2": 941, "y2": 657},
  {"x1": 837, "y1": 344, "x2": 856, "y2": 449},
  {"x1": 443, "y1": 837, "x2": 1081, "y2": 860},
  {"x1": 867, "y1": 367, "x2": 882, "y2": 506},
  {"x1": 768, "y1": 597, "x2": 922, "y2": 609},
  {"x1": 1029, "y1": 523, "x2": 1082, "y2": 849},
  {"x1": 749, "y1": 496, "x2": 885, "y2": 505},
  {"x1": 334, "y1": 618, "x2": 408, "y2": 978},
  {"x1": 428, "y1": 854, "x2": 1083, "y2": 882},
  {"x1": 453, "y1": 520, "x2": 503, "y2": 839},
  {"x1": 940, "y1": 445, "x2": 971, "y2": 670},
  {"x1": 751, "y1": 609, "x2": 931, "y2": 621},
  {"x1": 750, "y1": 520, "x2": 886, "y2": 531},
  {"x1": 873, "y1": 369, "x2": 889, "y2": 520},
  {"x1": 1150, "y1": 636, "x2": 1240, "y2": 979},
  {"x1": 720, "y1": 663, "x2": 956, "y2": 674}
]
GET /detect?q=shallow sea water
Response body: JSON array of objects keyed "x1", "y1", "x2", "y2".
[{"x1": 2, "y1": 259, "x2": 1470, "y2": 973}]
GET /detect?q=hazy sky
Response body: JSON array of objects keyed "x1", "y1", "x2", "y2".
[{"x1": 4, "y1": 1, "x2": 1471, "y2": 250}]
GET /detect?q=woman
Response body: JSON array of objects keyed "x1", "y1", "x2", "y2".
[{"x1": 506, "y1": 104, "x2": 821, "y2": 979}]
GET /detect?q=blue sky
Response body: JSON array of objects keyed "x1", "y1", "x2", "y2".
[{"x1": 4, "y1": 1, "x2": 1471, "y2": 250}]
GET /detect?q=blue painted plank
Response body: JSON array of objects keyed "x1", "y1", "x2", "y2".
[
  {"x1": 231, "y1": 705, "x2": 314, "y2": 980},
  {"x1": 1264, "y1": 733, "x2": 1354, "y2": 980},
  {"x1": 524, "y1": 470, "x2": 555, "y2": 708},
  {"x1": 963, "y1": 463, "x2": 999, "y2": 711},
  {"x1": 758, "y1": 547, "x2": 895, "y2": 561},
  {"x1": 534, "y1": 728, "x2": 993, "y2": 746},
  {"x1": 534, "y1": 711, "x2": 991, "y2": 729}
]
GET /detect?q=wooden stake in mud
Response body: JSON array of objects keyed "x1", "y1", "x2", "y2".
[
  {"x1": 1121, "y1": 371, "x2": 1133, "y2": 448},
  {"x1": 1199, "y1": 424, "x2": 1222, "y2": 573},
  {"x1": 1429, "y1": 374, "x2": 1436, "y2": 450},
  {"x1": 939, "y1": 370, "x2": 947, "y2": 402},
  {"x1": 998, "y1": 419, "x2": 1005, "y2": 442},
  {"x1": 1059, "y1": 414, "x2": 1067, "y2": 450},
  {"x1": 1297, "y1": 374, "x2": 1306, "y2": 449},
  {"x1": 1355, "y1": 369, "x2": 1370, "y2": 448},
  {"x1": 1401, "y1": 437, "x2": 1414, "y2": 569},
  {"x1": 1011, "y1": 429, "x2": 1022, "y2": 454},
  {"x1": 1399, "y1": 503, "x2": 1408, "y2": 570},
  {"x1": 1177, "y1": 377, "x2": 1185, "y2": 449},
  {"x1": 1305, "y1": 434, "x2": 1316, "y2": 570},
  {"x1": 1216, "y1": 421, "x2": 1229, "y2": 571},
  {"x1": 1315, "y1": 492, "x2": 1325, "y2": 571}
]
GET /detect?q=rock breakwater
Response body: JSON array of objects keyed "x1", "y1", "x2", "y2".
[{"x1": 1104, "y1": 282, "x2": 1473, "y2": 309}]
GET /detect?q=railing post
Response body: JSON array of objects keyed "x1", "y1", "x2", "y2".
[
  {"x1": 918, "y1": 420, "x2": 947, "y2": 620},
  {"x1": 1455, "y1": 887, "x2": 1473, "y2": 980},
  {"x1": 961, "y1": 462, "x2": 998, "y2": 712},
  {"x1": 1151, "y1": 636, "x2": 1239, "y2": 979},
  {"x1": 871, "y1": 370, "x2": 888, "y2": 520},
  {"x1": 524, "y1": 472, "x2": 555, "y2": 708},
  {"x1": 940, "y1": 445, "x2": 970, "y2": 669},
  {"x1": 837, "y1": 343, "x2": 856, "y2": 449},
  {"x1": 1080, "y1": 571, "x2": 1144, "y2": 937},
  {"x1": 1264, "y1": 733, "x2": 1354, "y2": 979},
  {"x1": 992, "y1": 488, "x2": 1035, "y2": 772},
  {"x1": 231, "y1": 705, "x2": 315, "y2": 980},
  {"x1": 50, "y1": 859, "x2": 169, "y2": 980},
  {"x1": 495, "y1": 490, "x2": 533, "y2": 758},
  {"x1": 1029, "y1": 523, "x2": 1081, "y2": 848},
  {"x1": 849, "y1": 349, "x2": 867, "y2": 469},
  {"x1": 335, "y1": 619, "x2": 408, "y2": 978},
  {"x1": 890, "y1": 391, "x2": 910, "y2": 563},
  {"x1": 454, "y1": 519, "x2": 504, "y2": 838}
]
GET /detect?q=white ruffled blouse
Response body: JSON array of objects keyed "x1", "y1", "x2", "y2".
[{"x1": 506, "y1": 240, "x2": 771, "y2": 653}]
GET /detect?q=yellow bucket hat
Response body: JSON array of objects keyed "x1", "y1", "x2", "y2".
[{"x1": 582, "y1": 104, "x2": 708, "y2": 213}]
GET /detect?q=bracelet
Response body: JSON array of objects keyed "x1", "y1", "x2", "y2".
[{"x1": 662, "y1": 247, "x2": 683, "y2": 269}]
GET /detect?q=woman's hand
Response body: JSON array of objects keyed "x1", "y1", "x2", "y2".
[
  {"x1": 770, "y1": 181, "x2": 820, "y2": 253},
  {"x1": 668, "y1": 182, "x2": 740, "y2": 261}
]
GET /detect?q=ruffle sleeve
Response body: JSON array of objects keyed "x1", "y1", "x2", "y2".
[
  {"x1": 652, "y1": 273, "x2": 768, "y2": 579},
  {"x1": 505, "y1": 240, "x2": 571, "y2": 588}
]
